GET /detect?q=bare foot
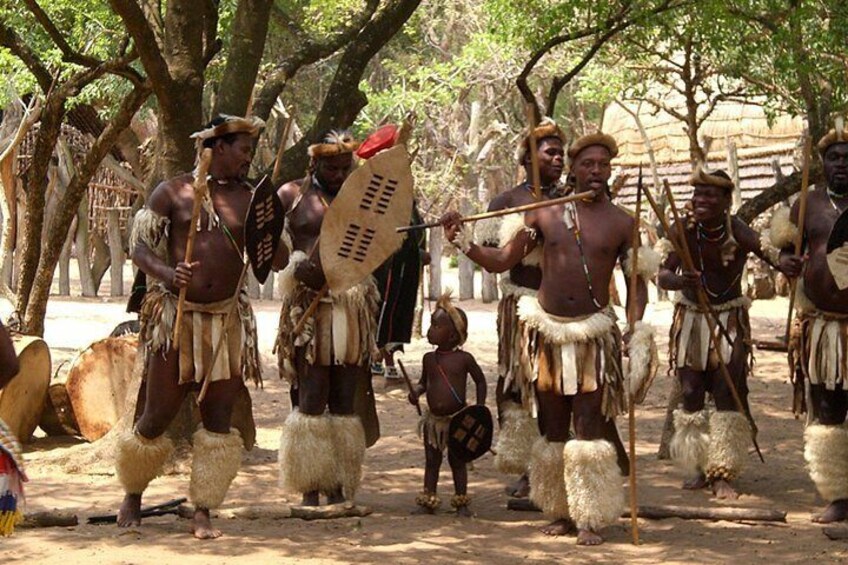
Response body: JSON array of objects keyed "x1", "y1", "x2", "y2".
[
  {"x1": 326, "y1": 487, "x2": 345, "y2": 505},
  {"x1": 540, "y1": 518, "x2": 577, "y2": 536},
  {"x1": 505, "y1": 475, "x2": 531, "y2": 498},
  {"x1": 411, "y1": 505, "x2": 435, "y2": 515},
  {"x1": 455, "y1": 505, "x2": 472, "y2": 518},
  {"x1": 712, "y1": 479, "x2": 740, "y2": 500},
  {"x1": 301, "y1": 491, "x2": 320, "y2": 506},
  {"x1": 117, "y1": 494, "x2": 142, "y2": 527},
  {"x1": 682, "y1": 473, "x2": 708, "y2": 490},
  {"x1": 576, "y1": 528, "x2": 604, "y2": 546},
  {"x1": 191, "y1": 508, "x2": 222, "y2": 540},
  {"x1": 813, "y1": 499, "x2": 848, "y2": 523}
]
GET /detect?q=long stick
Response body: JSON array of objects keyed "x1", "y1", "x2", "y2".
[
  {"x1": 784, "y1": 134, "x2": 812, "y2": 342},
  {"x1": 626, "y1": 167, "x2": 643, "y2": 546},
  {"x1": 196, "y1": 260, "x2": 251, "y2": 404},
  {"x1": 396, "y1": 359, "x2": 422, "y2": 416},
  {"x1": 397, "y1": 190, "x2": 594, "y2": 233},
  {"x1": 173, "y1": 148, "x2": 213, "y2": 347},
  {"x1": 525, "y1": 104, "x2": 542, "y2": 201},
  {"x1": 652, "y1": 183, "x2": 763, "y2": 462}
]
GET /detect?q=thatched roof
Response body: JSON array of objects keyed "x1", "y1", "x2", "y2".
[{"x1": 603, "y1": 99, "x2": 804, "y2": 166}]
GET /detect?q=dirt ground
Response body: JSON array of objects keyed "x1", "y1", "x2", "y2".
[{"x1": 3, "y1": 266, "x2": 848, "y2": 563}]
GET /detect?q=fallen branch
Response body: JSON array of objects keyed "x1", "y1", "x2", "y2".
[
  {"x1": 507, "y1": 500, "x2": 786, "y2": 523},
  {"x1": 20, "y1": 510, "x2": 78, "y2": 529}
]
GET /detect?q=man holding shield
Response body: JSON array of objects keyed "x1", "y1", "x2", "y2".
[
  {"x1": 115, "y1": 114, "x2": 263, "y2": 539},
  {"x1": 444, "y1": 133, "x2": 657, "y2": 545},
  {"x1": 273, "y1": 130, "x2": 380, "y2": 507},
  {"x1": 774, "y1": 122, "x2": 848, "y2": 523}
]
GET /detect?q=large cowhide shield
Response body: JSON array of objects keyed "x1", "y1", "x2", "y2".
[
  {"x1": 448, "y1": 405, "x2": 494, "y2": 463},
  {"x1": 319, "y1": 145, "x2": 413, "y2": 293},
  {"x1": 827, "y1": 208, "x2": 848, "y2": 290},
  {"x1": 245, "y1": 175, "x2": 284, "y2": 284}
]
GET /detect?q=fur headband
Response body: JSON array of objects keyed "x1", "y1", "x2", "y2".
[
  {"x1": 308, "y1": 130, "x2": 361, "y2": 159},
  {"x1": 516, "y1": 117, "x2": 567, "y2": 162},
  {"x1": 435, "y1": 291, "x2": 468, "y2": 346},
  {"x1": 690, "y1": 164, "x2": 734, "y2": 191},
  {"x1": 567, "y1": 132, "x2": 618, "y2": 160},
  {"x1": 817, "y1": 117, "x2": 848, "y2": 156},
  {"x1": 190, "y1": 115, "x2": 265, "y2": 144}
]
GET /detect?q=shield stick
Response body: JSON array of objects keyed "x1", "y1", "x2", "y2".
[
  {"x1": 785, "y1": 134, "x2": 812, "y2": 343},
  {"x1": 627, "y1": 167, "x2": 643, "y2": 546}
]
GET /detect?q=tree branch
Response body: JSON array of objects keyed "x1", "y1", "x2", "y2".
[
  {"x1": 110, "y1": 0, "x2": 172, "y2": 92},
  {"x1": 23, "y1": 0, "x2": 102, "y2": 68},
  {"x1": 0, "y1": 21, "x2": 53, "y2": 92}
]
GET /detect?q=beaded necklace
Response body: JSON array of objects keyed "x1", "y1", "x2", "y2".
[
  {"x1": 565, "y1": 202, "x2": 602, "y2": 309},
  {"x1": 827, "y1": 188, "x2": 848, "y2": 214},
  {"x1": 694, "y1": 223, "x2": 740, "y2": 299}
]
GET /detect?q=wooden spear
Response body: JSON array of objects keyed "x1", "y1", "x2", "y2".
[
  {"x1": 626, "y1": 167, "x2": 643, "y2": 546},
  {"x1": 397, "y1": 359, "x2": 422, "y2": 416},
  {"x1": 642, "y1": 182, "x2": 764, "y2": 462},
  {"x1": 784, "y1": 134, "x2": 812, "y2": 343},
  {"x1": 173, "y1": 148, "x2": 213, "y2": 348},
  {"x1": 397, "y1": 190, "x2": 594, "y2": 233}
]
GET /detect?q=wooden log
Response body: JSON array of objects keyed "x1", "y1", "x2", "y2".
[
  {"x1": 631, "y1": 504, "x2": 786, "y2": 523},
  {"x1": 19, "y1": 511, "x2": 79, "y2": 529},
  {"x1": 65, "y1": 334, "x2": 138, "y2": 441},
  {"x1": 290, "y1": 504, "x2": 372, "y2": 521},
  {"x1": 39, "y1": 370, "x2": 81, "y2": 437},
  {"x1": 0, "y1": 335, "x2": 51, "y2": 442}
]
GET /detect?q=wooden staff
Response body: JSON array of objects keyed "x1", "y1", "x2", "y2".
[
  {"x1": 396, "y1": 359, "x2": 422, "y2": 416},
  {"x1": 784, "y1": 134, "x2": 812, "y2": 342},
  {"x1": 647, "y1": 182, "x2": 764, "y2": 462},
  {"x1": 196, "y1": 260, "x2": 251, "y2": 404},
  {"x1": 397, "y1": 190, "x2": 595, "y2": 233},
  {"x1": 626, "y1": 167, "x2": 643, "y2": 546},
  {"x1": 173, "y1": 148, "x2": 213, "y2": 348},
  {"x1": 525, "y1": 104, "x2": 542, "y2": 201}
]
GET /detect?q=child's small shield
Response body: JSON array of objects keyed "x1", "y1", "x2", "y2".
[
  {"x1": 245, "y1": 175, "x2": 284, "y2": 284},
  {"x1": 448, "y1": 405, "x2": 494, "y2": 463}
]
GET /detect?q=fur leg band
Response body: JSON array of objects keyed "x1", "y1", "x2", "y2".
[
  {"x1": 705, "y1": 411, "x2": 751, "y2": 482},
  {"x1": 114, "y1": 430, "x2": 174, "y2": 495},
  {"x1": 626, "y1": 321, "x2": 658, "y2": 403},
  {"x1": 189, "y1": 427, "x2": 243, "y2": 509},
  {"x1": 451, "y1": 494, "x2": 471, "y2": 509},
  {"x1": 804, "y1": 424, "x2": 848, "y2": 502},
  {"x1": 330, "y1": 414, "x2": 366, "y2": 501},
  {"x1": 278, "y1": 410, "x2": 338, "y2": 495},
  {"x1": 415, "y1": 491, "x2": 441, "y2": 509},
  {"x1": 528, "y1": 438, "x2": 570, "y2": 520},
  {"x1": 495, "y1": 401, "x2": 540, "y2": 475},
  {"x1": 563, "y1": 439, "x2": 623, "y2": 532},
  {"x1": 669, "y1": 409, "x2": 710, "y2": 476}
]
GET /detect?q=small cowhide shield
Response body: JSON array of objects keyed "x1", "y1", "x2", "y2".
[
  {"x1": 245, "y1": 175, "x2": 284, "y2": 284},
  {"x1": 448, "y1": 405, "x2": 494, "y2": 463},
  {"x1": 827, "y1": 208, "x2": 848, "y2": 290},
  {"x1": 319, "y1": 145, "x2": 413, "y2": 293}
]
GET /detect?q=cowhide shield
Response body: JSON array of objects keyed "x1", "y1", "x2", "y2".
[
  {"x1": 245, "y1": 175, "x2": 284, "y2": 284},
  {"x1": 319, "y1": 145, "x2": 413, "y2": 293},
  {"x1": 447, "y1": 405, "x2": 493, "y2": 463},
  {"x1": 827, "y1": 208, "x2": 848, "y2": 290}
]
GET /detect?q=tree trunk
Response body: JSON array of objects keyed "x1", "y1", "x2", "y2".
[
  {"x1": 107, "y1": 209, "x2": 124, "y2": 296},
  {"x1": 91, "y1": 233, "x2": 112, "y2": 292},
  {"x1": 481, "y1": 271, "x2": 498, "y2": 303},
  {"x1": 458, "y1": 197, "x2": 474, "y2": 300},
  {"x1": 428, "y1": 227, "x2": 443, "y2": 300},
  {"x1": 75, "y1": 198, "x2": 97, "y2": 298},
  {"x1": 213, "y1": 0, "x2": 273, "y2": 117}
]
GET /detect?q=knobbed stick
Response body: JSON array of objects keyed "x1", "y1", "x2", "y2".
[
  {"x1": 525, "y1": 104, "x2": 542, "y2": 201},
  {"x1": 397, "y1": 190, "x2": 595, "y2": 233},
  {"x1": 626, "y1": 168, "x2": 643, "y2": 546},
  {"x1": 173, "y1": 148, "x2": 213, "y2": 348},
  {"x1": 630, "y1": 504, "x2": 786, "y2": 523},
  {"x1": 653, "y1": 182, "x2": 764, "y2": 462},
  {"x1": 397, "y1": 358, "x2": 422, "y2": 416},
  {"x1": 784, "y1": 134, "x2": 812, "y2": 342}
]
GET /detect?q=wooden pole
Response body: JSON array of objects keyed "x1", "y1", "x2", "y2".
[
  {"x1": 784, "y1": 134, "x2": 812, "y2": 342},
  {"x1": 397, "y1": 190, "x2": 594, "y2": 233},
  {"x1": 173, "y1": 148, "x2": 213, "y2": 348},
  {"x1": 644, "y1": 183, "x2": 763, "y2": 462},
  {"x1": 626, "y1": 168, "x2": 643, "y2": 545},
  {"x1": 525, "y1": 104, "x2": 542, "y2": 201}
]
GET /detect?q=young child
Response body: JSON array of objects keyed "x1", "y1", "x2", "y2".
[{"x1": 408, "y1": 294, "x2": 487, "y2": 517}]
